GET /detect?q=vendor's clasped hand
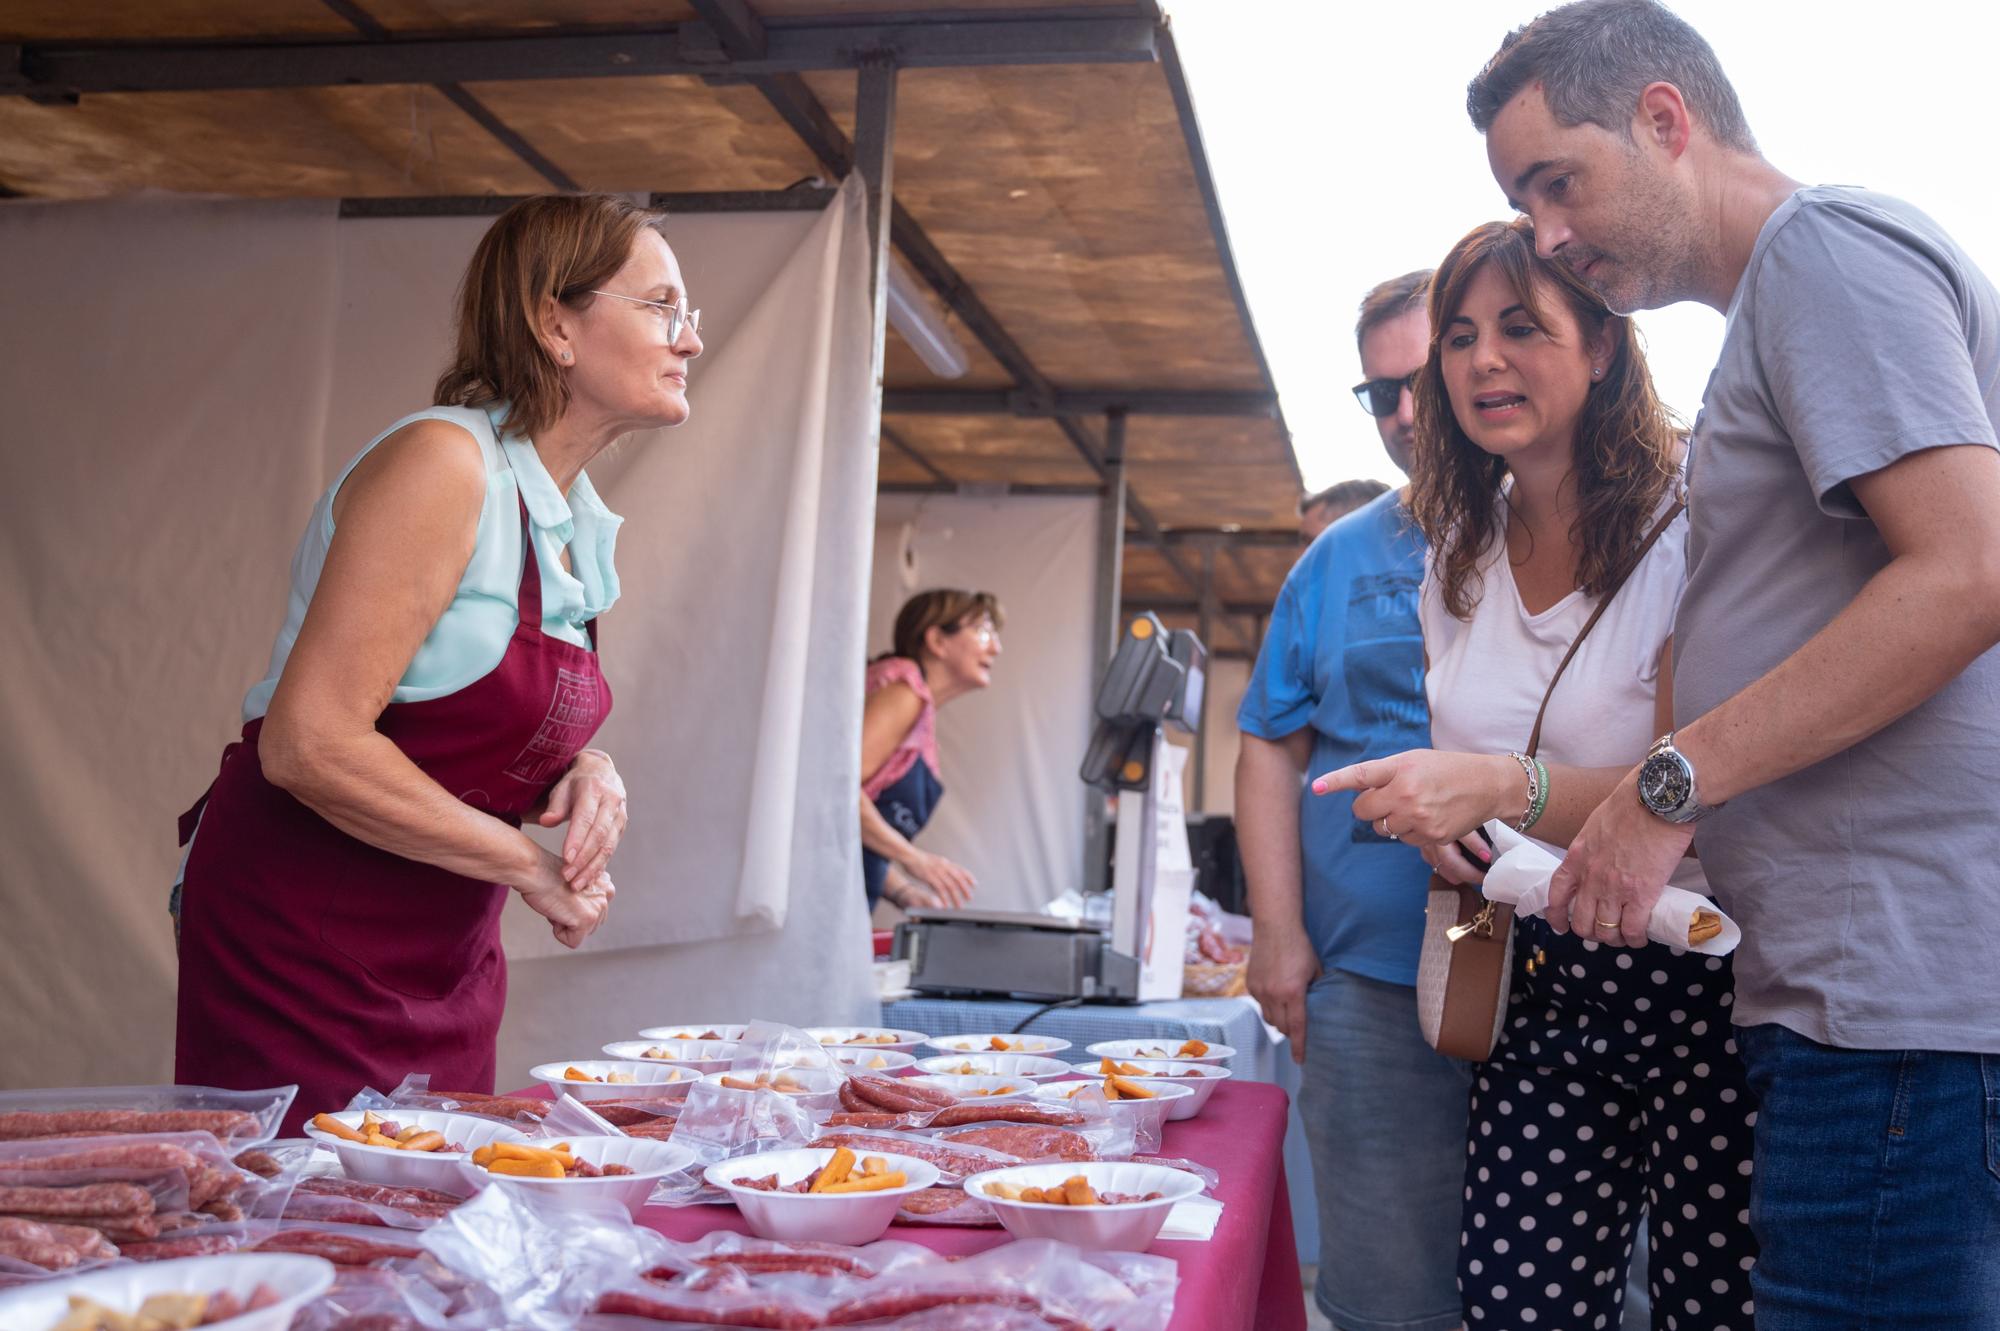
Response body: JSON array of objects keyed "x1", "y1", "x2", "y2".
[
  {"x1": 520, "y1": 868, "x2": 614, "y2": 949},
  {"x1": 1546, "y1": 766, "x2": 1691, "y2": 948},
  {"x1": 539, "y1": 748, "x2": 627, "y2": 890}
]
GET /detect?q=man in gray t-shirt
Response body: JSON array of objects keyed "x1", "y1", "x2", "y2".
[{"x1": 1468, "y1": 1, "x2": 2000, "y2": 1325}]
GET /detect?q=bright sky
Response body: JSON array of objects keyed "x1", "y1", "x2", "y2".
[{"x1": 1167, "y1": 0, "x2": 2000, "y2": 492}]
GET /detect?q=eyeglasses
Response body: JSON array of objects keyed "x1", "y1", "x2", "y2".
[
  {"x1": 588, "y1": 290, "x2": 702, "y2": 343},
  {"x1": 1352, "y1": 371, "x2": 1417, "y2": 419}
]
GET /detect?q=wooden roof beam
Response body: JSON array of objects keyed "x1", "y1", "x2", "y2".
[
  {"x1": 883, "y1": 388, "x2": 1277, "y2": 418},
  {"x1": 6, "y1": 15, "x2": 1159, "y2": 97}
]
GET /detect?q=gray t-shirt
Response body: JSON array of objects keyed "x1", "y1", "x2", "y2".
[{"x1": 1676, "y1": 186, "x2": 2000, "y2": 1054}]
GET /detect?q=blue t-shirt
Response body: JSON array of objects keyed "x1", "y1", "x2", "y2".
[{"x1": 1236, "y1": 489, "x2": 1432, "y2": 984}]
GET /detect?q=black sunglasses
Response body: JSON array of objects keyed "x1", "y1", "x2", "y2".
[{"x1": 1352, "y1": 371, "x2": 1417, "y2": 419}]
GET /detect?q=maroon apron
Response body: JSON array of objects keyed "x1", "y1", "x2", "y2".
[{"x1": 175, "y1": 497, "x2": 611, "y2": 1135}]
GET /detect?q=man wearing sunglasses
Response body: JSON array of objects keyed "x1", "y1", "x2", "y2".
[{"x1": 1236, "y1": 271, "x2": 1474, "y2": 1331}]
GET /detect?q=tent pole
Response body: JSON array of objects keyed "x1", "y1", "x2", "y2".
[
  {"x1": 853, "y1": 57, "x2": 898, "y2": 372},
  {"x1": 1082, "y1": 408, "x2": 1128, "y2": 896}
]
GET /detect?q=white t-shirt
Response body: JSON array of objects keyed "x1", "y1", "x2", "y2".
[{"x1": 1421, "y1": 490, "x2": 1708, "y2": 892}]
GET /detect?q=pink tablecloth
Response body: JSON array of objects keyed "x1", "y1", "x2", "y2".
[{"x1": 628, "y1": 1080, "x2": 1305, "y2": 1331}]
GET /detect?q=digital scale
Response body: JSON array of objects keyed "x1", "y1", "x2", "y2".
[{"x1": 892, "y1": 613, "x2": 1206, "y2": 1002}]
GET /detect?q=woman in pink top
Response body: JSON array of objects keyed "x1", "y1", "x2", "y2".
[{"x1": 861, "y1": 589, "x2": 1004, "y2": 911}]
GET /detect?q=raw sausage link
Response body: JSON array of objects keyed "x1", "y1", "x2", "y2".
[
  {"x1": 0, "y1": 1142, "x2": 203, "y2": 1175},
  {"x1": 119, "y1": 1232, "x2": 246, "y2": 1260},
  {"x1": 922, "y1": 1102, "x2": 1083, "y2": 1129},
  {"x1": 594, "y1": 1289, "x2": 826, "y2": 1328},
  {"x1": 0, "y1": 1182, "x2": 153, "y2": 1218},
  {"x1": 295, "y1": 1177, "x2": 458, "y2": 1211},
  {"x1": 252, "y1": 1229, "x2": 423, "y2": 1265},
  {"x1": 823, "y1": 1112, "x2": 912, "y2": 1130},
  {"x1": 824, "y1": 1290, "x2": 1056, "y2": 1326},
  {"x1": 590, "y1": 1101, "x2": 681, "y2": 1128},
  {"x1": 868, "y1": 1075, "x2": 955, "y2": 1110},
  {"x1": 939, "y1": 1126, "x2": 1095, "y2": 1162},
  {"x1": 846, "y1": 1077, "x2": 927, "y2": 1114},
  {"x1": 0, "y1": 1110, "x2": 259, "y2": 1141},
  {"x1": 411, "y1": 1092, "x2": 551, "y2": 1120},
  {"x1": 231, "y1": 1149, "x2": 281, "y2": 1179},
  {"x1": 693, "y1": 1250, "x2": 875, "y2": 1278}
]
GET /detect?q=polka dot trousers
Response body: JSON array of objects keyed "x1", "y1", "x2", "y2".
[{"x1": 1459, "y1": 915, "x2": 1759, "y2": 1330}]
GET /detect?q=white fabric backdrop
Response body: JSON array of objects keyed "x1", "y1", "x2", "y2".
[
  {"x1": 0, "y1": 185, "x2": 881, "y2": 1091},
  {"x1": 868, "y1": 494, "x2": 1096, "y2": 915},
  {"x1": 0, "y1": 196, "x2": 337, "y2": 1088}
]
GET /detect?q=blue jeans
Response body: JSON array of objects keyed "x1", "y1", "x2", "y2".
[
  {"x1": 1300, "y1": 969, "x2": 1473, "y2": 1331},
  {"x1": 1738, "y1": 1023, "x2": 2000, "y2": 1329}
]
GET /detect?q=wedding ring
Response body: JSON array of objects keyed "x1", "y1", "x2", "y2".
[{"x1": 1593, "y1": 909, "x2": 1621, "y2": 928}]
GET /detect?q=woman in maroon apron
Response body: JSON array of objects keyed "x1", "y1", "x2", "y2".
[{"x1": 175, "y1": 195, "x2": 702, "y2": 1134}]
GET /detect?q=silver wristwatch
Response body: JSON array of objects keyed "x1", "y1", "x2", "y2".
[{"x1": 1636, "y1": 733, "x2": 1720, "y2": 824}]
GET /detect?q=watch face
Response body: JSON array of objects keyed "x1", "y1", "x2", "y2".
[{"x1": 1639, "y1": 753, "x2": 1692, "y2": 812}]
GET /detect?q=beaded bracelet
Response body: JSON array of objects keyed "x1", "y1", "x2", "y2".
[
  {"x1": 1521, "y1": 757, "x2": 1551, "y2": 832},
  {"x1": 1506, "y1": 752, "x2": 1540, "y2": 829}
]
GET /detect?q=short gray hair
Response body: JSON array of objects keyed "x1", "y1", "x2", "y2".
[{"x1": 1467, "y1": 0, "x2": 1756, "y2": 154}]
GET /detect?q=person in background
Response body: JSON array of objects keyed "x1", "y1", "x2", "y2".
[
  {"x1": 1470, "y1": 1, "x2": 2000, "y2": 1323},
  {"x1": 861, "y1": 589, "x2": 1004, "y2": 913},
  {"x1": 1298, "y1": 478, "x2": 1392, "y2": 545},
  {"x1": 1236, "y1": 270, "x2": 1474, "y2": 1331}
]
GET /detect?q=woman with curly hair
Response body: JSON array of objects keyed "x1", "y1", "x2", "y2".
[{"x1": 1313, "y1": 219, "x2": 1756, "y2": 1328}]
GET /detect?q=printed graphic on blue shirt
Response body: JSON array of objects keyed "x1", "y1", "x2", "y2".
[
  {"x1": 1237, "y1": 492, "x2": 1435, "y2": 984},
  {"x1": 1343, "y1": 570, "x2": 1428, "y2": 852}
]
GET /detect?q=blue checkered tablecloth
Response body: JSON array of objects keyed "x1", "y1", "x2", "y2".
[
  {"x1": 883, "y1": 994, "x2": 1271, "y2": 1075},
  {"x1": 884, "y1": 994, "x2": 1318, "y2": 1263}
]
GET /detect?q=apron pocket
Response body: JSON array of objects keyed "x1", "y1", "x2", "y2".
[{"x1": 317, "y1": 854, "x2": 503, "y2": 1002}]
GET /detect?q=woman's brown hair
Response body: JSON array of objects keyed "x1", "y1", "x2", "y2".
[
  {"x1": 885, "y1": 590, "x2": 1005, "y2": 666},
  {"x1": 434, "y1": 194, "x2": 667, "y2": 440},
  {"x1": 1409, "y1": 218, "x2": 1682, "y2": 619}
]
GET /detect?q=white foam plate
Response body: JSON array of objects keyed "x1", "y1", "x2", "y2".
[
  {"x1": 802, "y1": 1027, "x2": 929, "y2": 1054},
  {"x1": 903, "y1": 1073, "x2": 1037, "y2": 1103},
  {"x1": 1033, "y1": 1079, "x2": 1194, "y2": 1135},
  {"x1": 820, "y1": 1048, "x2": 918, "y2": 1074},
  {"x1": 602, "y1": 1038, "x2": 742, "y2": 1074},
  {"x1": 966, "y1": 1161, "x2": 1205, "y2": 1251},
  {"x1": 698, "y1": 1065, "x2": 844, "y2": 1116},
  {"x1": 705, "y1": 1147, "x2": 942, "y2": 1245},
  {"x1": 460, "y1": 1134, "x2": 694, "y2": 1218},
  {"x1": 530, "y1": 1060, "x2": 694, "y2": 1103},
  {"x1": 635, "y1": 1023, "x2": 751, "y2": 1042},
  {"x1": 0, "y1": 1253, "x2": 336, "y2": 1331},
  {"x1": 922, "y1": 1032, "x2": 1073, "y2": 1056},
  {"x1": 302, "y1": 1109, "x2": 527, "y2": 1196},
  {"x1": 1087, "y1": 1058, "x2": 1231, "y2": 1118},
  {"x1": 914, "y1": 1053, "x2": 1074, "y2": 1082},
  {"x1": 1084, "y1": 1038, "x2": 1234, "y2": 1067}
]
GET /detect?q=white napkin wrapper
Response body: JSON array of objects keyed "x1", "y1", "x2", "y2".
[
  {"x1": 1157, "y1": 1195, "x2": 1224, "y2": 1241},
  {"x1": 1478, "y1": 820, "x2": 1741, "y2": 956}
]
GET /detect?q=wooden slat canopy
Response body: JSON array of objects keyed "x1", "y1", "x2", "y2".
[{"x1": 0, "y1": 0, "x2": 1301, "y2": 652}]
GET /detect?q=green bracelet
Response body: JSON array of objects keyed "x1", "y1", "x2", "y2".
[{"x1": 1520, "y1": 757, "x2": 1551, "y2": 831}]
